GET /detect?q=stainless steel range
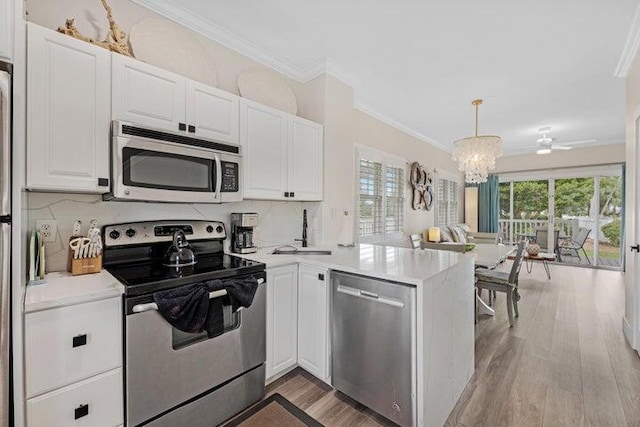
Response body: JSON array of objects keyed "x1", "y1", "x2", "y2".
[{"x1": 102, "y1": 220, "x2": 266, "y2": 427}]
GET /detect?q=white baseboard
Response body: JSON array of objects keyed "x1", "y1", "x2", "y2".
[
  {"x1": 265, "y1": 364, "x2": 299, "y2": 386},
  {"x1": 622, "y1": 315, "x2": 637, "y2": 350}
]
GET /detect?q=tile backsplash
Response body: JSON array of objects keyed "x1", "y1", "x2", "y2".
[{"x1": 28, "y1": 192, "x2": 321, "y2": 272}]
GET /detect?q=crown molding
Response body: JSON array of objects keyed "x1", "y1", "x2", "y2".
[
  {"x1": 614, "y1": 2, "x2": 640, "y2": 78},
  {"x1": 130, "y1": 0, "x2": 321, "y2": 82},
  {"x1": 354, "y1": 101, "x2": 452, "y2": 153},
  {"x1": 132, "y1": 0, "x2": 453, "y2": 151},
  {"x1": 130, "y1": 0, "x2": 358, "y2": 86}
]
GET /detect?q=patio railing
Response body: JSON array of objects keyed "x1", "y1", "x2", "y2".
[{"x1": 498, "y1": 218, "x2": 578, "y2": 244}]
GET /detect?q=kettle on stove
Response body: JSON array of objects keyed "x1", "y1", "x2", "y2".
[{"x1": 164, "y1": 230, "x2": 197, "y2": 267}]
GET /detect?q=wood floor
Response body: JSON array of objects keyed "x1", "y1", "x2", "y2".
[{"x1": 266, "y1": 263, "x2": 640, "y2": 427}]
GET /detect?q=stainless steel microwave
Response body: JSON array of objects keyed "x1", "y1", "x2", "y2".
[{"x1": 105, "y1": 121, "x2": 242, "y2": 203}]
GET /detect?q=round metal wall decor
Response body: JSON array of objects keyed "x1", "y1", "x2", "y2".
[{"x1": 410, "y1": 162, "x2": 433, "y2": 211}]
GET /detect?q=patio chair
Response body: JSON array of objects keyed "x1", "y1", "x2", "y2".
[
  {"x1": 535, "y1": 228, "x2": 561, "y2": 259},
  {"x1": 559, "y1": 227, "x2": 591, "y2": 265},
  {"x1": 475, "y1": 240, "x2": 526, "y2": 327}
]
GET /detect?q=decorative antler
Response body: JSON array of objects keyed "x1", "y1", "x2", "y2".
[{"x1": 57, "y1": 0, "x2": 133, "y2": 57}]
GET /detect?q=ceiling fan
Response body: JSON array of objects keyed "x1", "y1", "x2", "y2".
[{"x1": 535, "y1": 127, "x2": 596, "y2": 155}]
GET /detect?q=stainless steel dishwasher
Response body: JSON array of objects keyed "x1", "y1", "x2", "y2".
[{"x1": 331, "y1": 271, "x2": 416, "y2": 427}]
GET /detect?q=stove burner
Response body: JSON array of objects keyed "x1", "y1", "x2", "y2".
[
  {"x1": 107, "y1": 253, "x2": 264, "y2": 296},
  {"x1": 102, "y1": 220, "x2": 265, "y2": 297}
]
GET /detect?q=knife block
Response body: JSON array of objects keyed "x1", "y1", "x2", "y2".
[{"x1": 68, "y1": 253, "x2": 102, "y2": 276}]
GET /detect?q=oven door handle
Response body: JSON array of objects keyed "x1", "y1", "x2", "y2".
[
  {"x1": 214, "y1": 153, "x2": 222, "y2": 200},
  {"x1": 132, "y1": 278, "x2": 264, "y2": 314}
]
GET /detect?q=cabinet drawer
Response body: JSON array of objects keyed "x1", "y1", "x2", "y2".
[
  {"x1": 27, "y1": 368, "x2": 123, "y2": 427},
  {"x1": 25, "y1": 297, "x2": 122, "y2": 397}
]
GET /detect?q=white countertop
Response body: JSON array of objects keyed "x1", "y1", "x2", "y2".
[
  {"x1": 237, "y1": 244, "x2": 467, "y2": 286},
  {"x1": 24, "y1": 270, "x2": 124, "y2": 313}
]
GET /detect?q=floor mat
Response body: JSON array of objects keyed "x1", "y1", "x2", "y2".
[{"x1": 224, "y1": 393, "x2": 324, "y2": 427}]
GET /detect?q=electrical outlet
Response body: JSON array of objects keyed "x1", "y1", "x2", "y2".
[{"x1": 36, "y1": 220, "x2": 58, "y2": 242}]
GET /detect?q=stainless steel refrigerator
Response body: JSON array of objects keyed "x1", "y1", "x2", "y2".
[{"x1": 0, "y1": 65, "x2": 11, "y2": 427}]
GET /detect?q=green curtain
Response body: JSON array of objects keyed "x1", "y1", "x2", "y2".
[{"x1": 467, "y1": 174, "x2": 500, "y2": 233}]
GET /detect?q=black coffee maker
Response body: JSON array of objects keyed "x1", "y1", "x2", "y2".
[{"x1": 230, "y1": 213, "x2": 258, "y2": 254}]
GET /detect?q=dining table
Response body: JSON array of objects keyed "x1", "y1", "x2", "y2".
[{"x1": 469, "y1": 243, "x2": 517, "y2": 317}]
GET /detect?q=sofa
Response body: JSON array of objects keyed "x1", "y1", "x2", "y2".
[{"x1": 420, "y1": 224, "x2": 498, "y2": 252}]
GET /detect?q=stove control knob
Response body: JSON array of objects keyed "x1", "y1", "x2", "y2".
[
  {"x1": 109, "y1": 230, "x2": 120, "y2": 240},
  {"x1": 206, "y1": 225, "x2": 214, "y2": 233},
  {"x1": 125, "y1": 228, "x2": 136, "y2": 238},
  {"x1": 216, "y1": 225, "x2": 224, "y2": 233}
]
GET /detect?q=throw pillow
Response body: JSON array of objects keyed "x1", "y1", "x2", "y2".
[
  {"x1": 439, "y1": 227, "x2": 454, "y2": 242},
  {"x1": 449, "y1": 225, "x2": 468, "y2": 244}
]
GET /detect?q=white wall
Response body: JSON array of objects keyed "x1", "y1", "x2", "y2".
[
  {"x1": 25, "y1": 0, "x2": 322, "y2": 121},
  {"x1": 495, "y1": 143, "x2": 625, "y2": 173},
  {"x1": 353, "y1": 109, "x2": 464, "y2": 236},
  {"x1": 24, "y1": 0, "x2": 464, "y2": 266},
  {"x1": 624, "y1": 49, "x2": 640, "y2": 350}
]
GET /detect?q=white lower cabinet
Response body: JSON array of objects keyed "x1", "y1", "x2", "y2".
[
  {"x1": 27, "y1": 369, "x2": 123, "y2": 427},
  {"x1": 297, "y1": 265, "x2": 330, "y2": 383},
  {"x1": 266, "y1": 265, "x2": 298, "y2": 380},
  {"x1": 25, "y1": 296, "x2": 123, "y2": 426},
  {"x1": 25, "y1": 297, "x2": 122, "y2": 397}
]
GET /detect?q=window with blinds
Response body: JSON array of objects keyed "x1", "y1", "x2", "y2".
[
  {"x1": 437, "y1": 177, "x2": 459, "y2": 225},
  {"x1": 357, "y1": 147, "x2": 405, "y2": 242}
]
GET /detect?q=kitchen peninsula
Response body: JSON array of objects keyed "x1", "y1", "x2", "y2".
[{"x1": 242, "y1": 244, "x2": 475, "y2": 427}]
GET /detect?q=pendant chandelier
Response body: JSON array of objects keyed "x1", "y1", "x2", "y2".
[{"x1": 452, "y1": 99, "x2": 502, "y2": 184}]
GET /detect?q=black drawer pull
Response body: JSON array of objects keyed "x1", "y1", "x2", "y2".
[
  {"x1": 178, "y1": 123, "x2": 187, "y2": 131},
  {"x1": 284, "y1": 192, "x2": 290, "y2": 198},
  {"x1": 188, "y1": 125, "x2": 196, "y2": 133},
  {"x1": 97, "y1": 177, "x2": 109, "y2": 187},
  {"x1": 72, "y1": 334, "x2": 87, "y2": 348},
  {"x1": 74, "y1": 404, "x2": 89, "y2": 420},
  {"x1": 318, "y1": 273, "x2": 325, "y2": 281},
  {"x1": 290, "y1": 192, "x2": 295, "y2": 197}
]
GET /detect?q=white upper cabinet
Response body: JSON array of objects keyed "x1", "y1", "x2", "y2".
[
  {"x1": 266, "y1": 265, "x2": 298, "y2": 381},
  {"x1": 185, "y1": 80, "x2": 239, "y2": 143},
  {"x1": 112, "y1": 55, "x2": 240, "y2": 143},
  {"x1": 240, "y1": 99, "x2": 323, "y2": 201},
  {"x1": 297, "y1": 265, "x2": 330, "y2": 384},
  {"x1": 288, "y1": 117, "x2": 323, "y2": 201},
  {"x1": 0, "y1": 0, "x2": 13, "y2": 62},
  {"x1": 241, "y1": 99, "x2": 288, "y2": 199},
  {"x1": 27, "y1": 24, "x2": 111, "y2": 193},
  {"x1": 112, "y1": 54, "x2": 186, "y2": 133}
]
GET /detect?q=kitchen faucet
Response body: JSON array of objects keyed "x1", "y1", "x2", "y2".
[{"x1": 295, "y1": 209, "x2": 308, "y2": 247}]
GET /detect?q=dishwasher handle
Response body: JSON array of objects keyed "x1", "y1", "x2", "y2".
[{"x1": 336, "y1": 284, "x2": 405, "y2": 308}]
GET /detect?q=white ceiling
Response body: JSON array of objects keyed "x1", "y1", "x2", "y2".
[{"x1": 134, "y1": 0, "x2": 637, "y2": 155}]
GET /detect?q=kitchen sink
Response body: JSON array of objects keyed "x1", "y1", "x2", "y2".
[{"x1": 271, "y1": 248, "x2": 332, "y2": 255}]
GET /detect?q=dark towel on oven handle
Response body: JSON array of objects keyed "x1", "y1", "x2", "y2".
[
  {"x1": 153, "y1": 283, "x2": 211, "y2": 334},
  {"x1": 153, "y1": 276, "x2": 260, "y2": 338},
  {"x1": 204, "y1": 275, "x2": 260, "y2": 337}
]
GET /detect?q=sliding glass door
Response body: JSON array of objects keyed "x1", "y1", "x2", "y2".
[
  {"x1": 498, "y1": 164, "x2": 624, "y2": 271},
  {"x1": 596, "y1": 175, "x2": 623, "y2": 268},
  {"x1": 554, "y1": 177, "x2": 595, "y2": 265}
]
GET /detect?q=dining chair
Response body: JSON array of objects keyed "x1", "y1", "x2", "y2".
[
  {"x1": 409, "y1": 234, "x2": 422, "y2": 249},
  {"x1": 475, "y1": 240, "x2": 526, "y2": 327}
]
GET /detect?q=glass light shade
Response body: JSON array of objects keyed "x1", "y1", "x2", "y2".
[
  {"x1": 452, "y1": 135, "x2": 503, "y2": 184},
  {"x1": 428, "y1": 227, "x2": 441, "y2": 242}
]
